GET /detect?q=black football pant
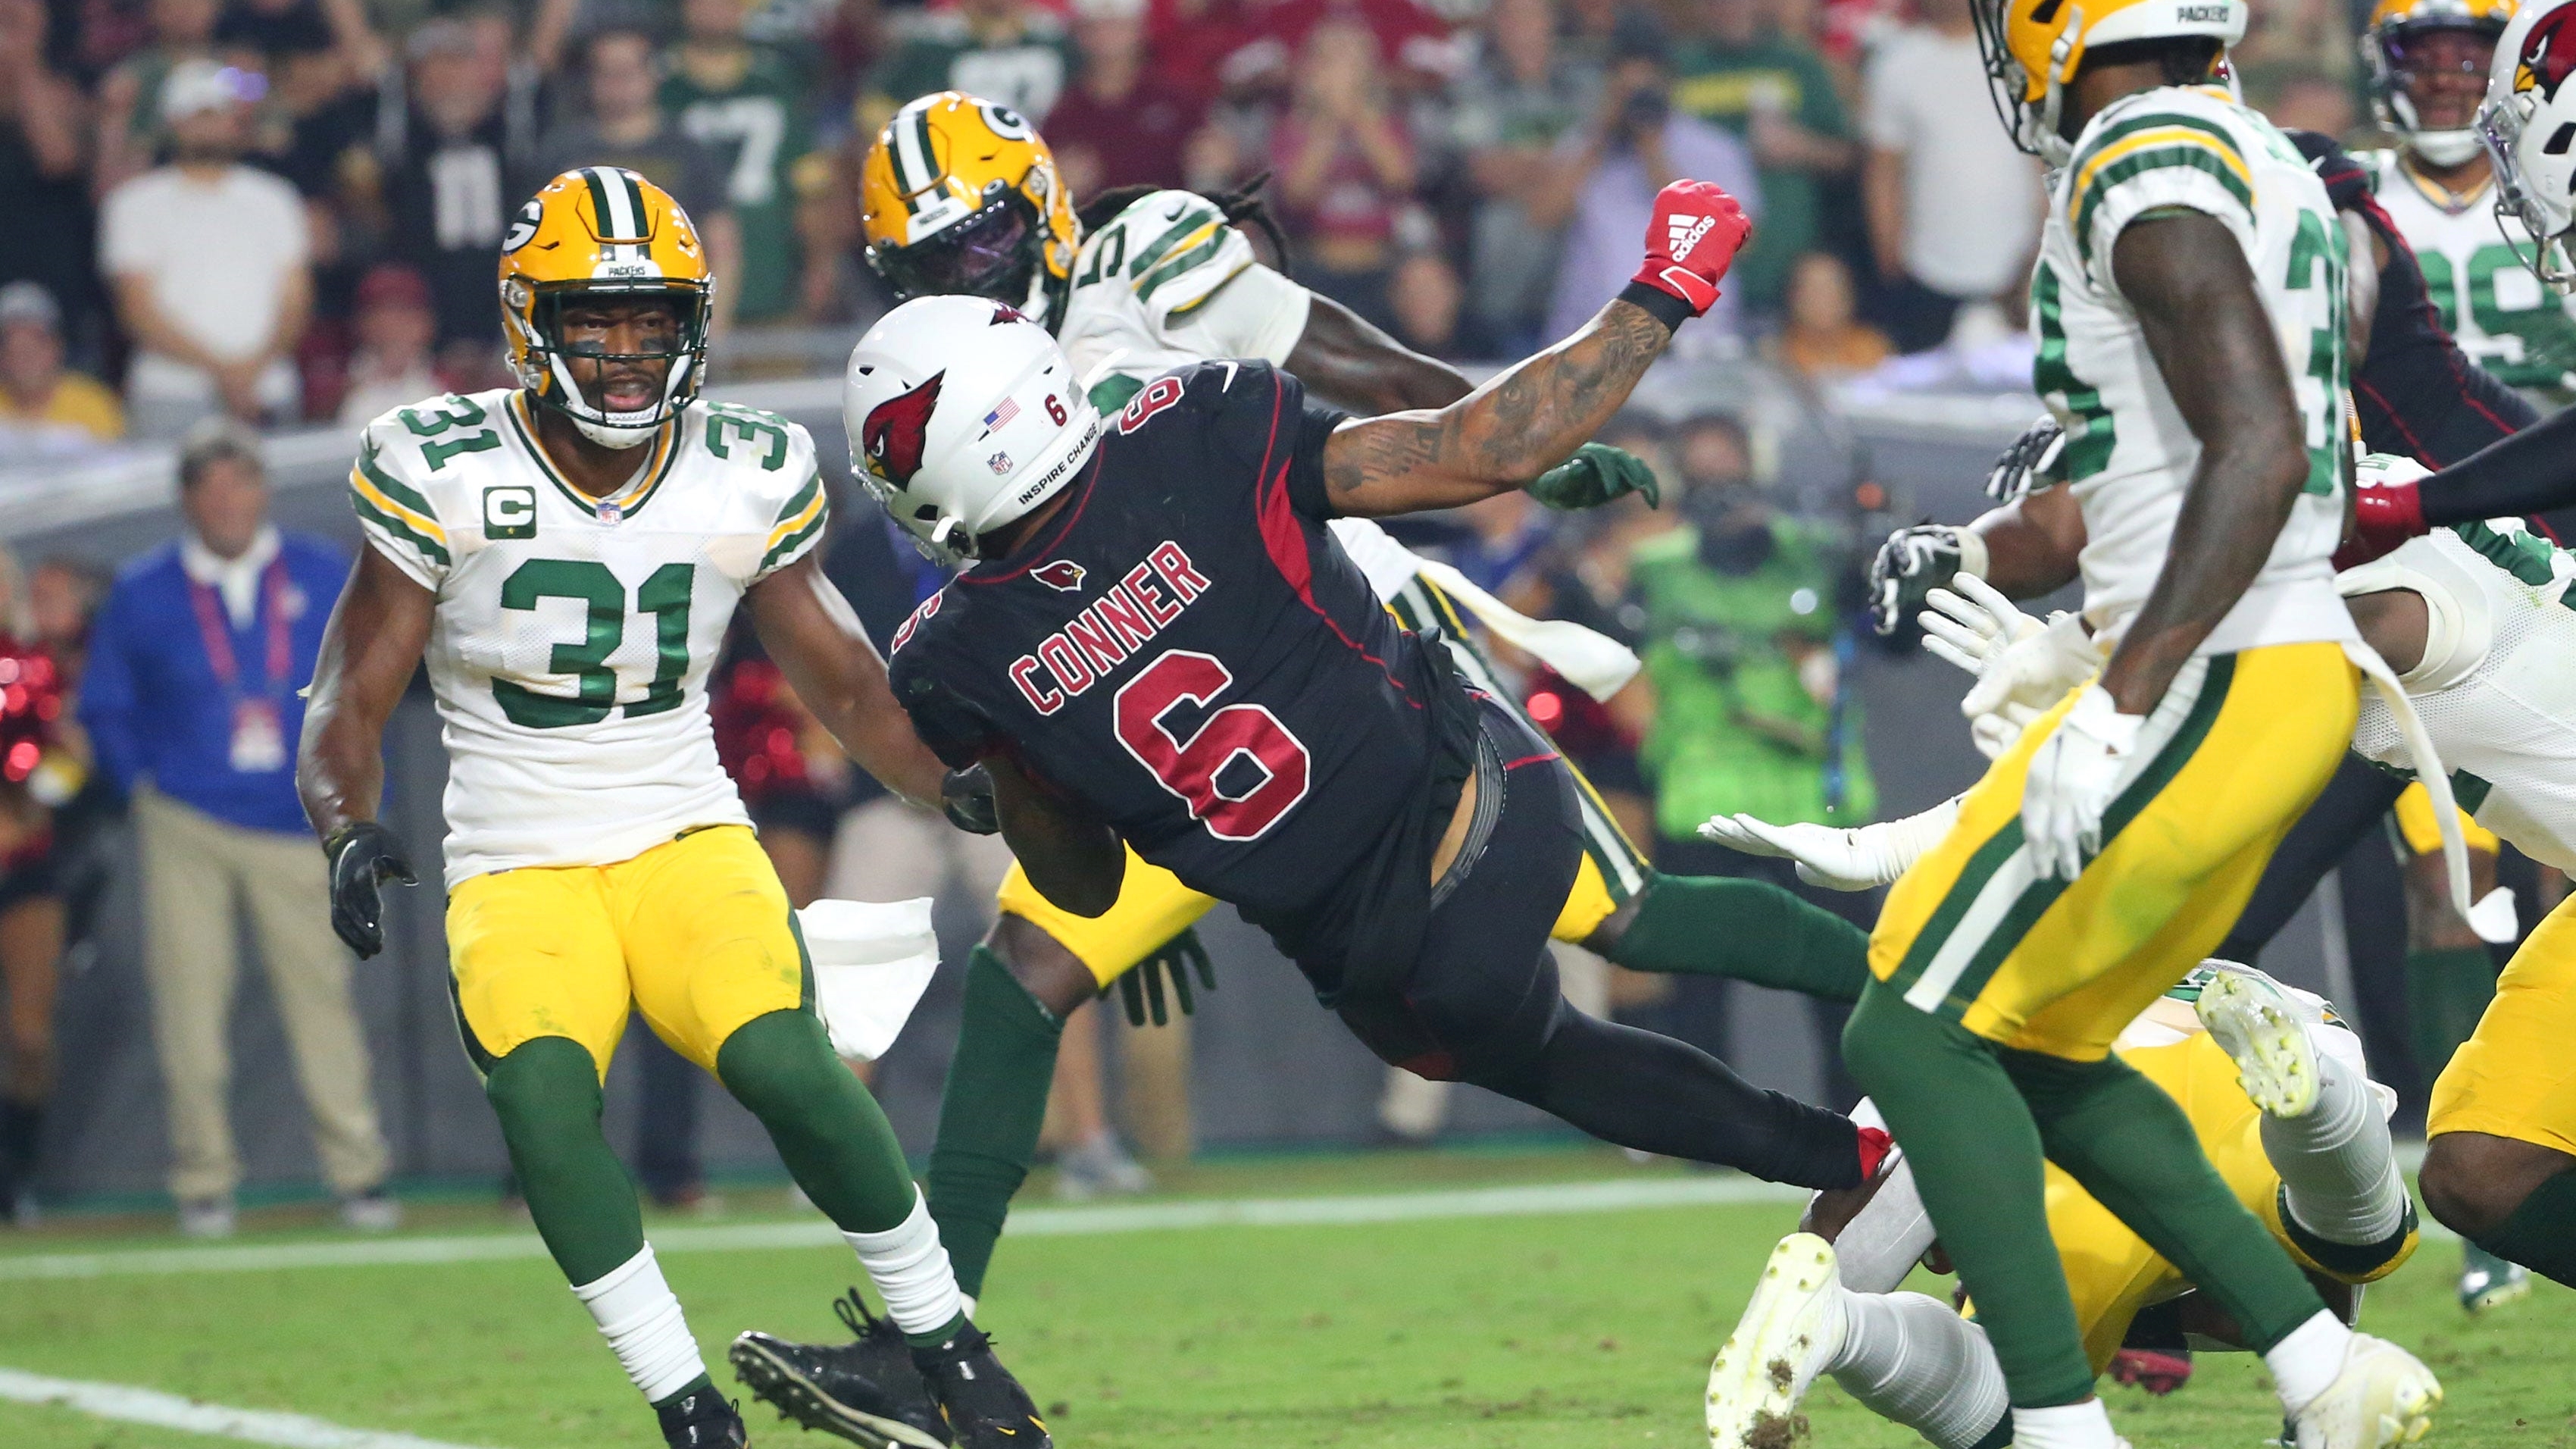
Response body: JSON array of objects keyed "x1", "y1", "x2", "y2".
[{"x1": 1333, "y1": 705, "x2": 1865, "y2": 1191}]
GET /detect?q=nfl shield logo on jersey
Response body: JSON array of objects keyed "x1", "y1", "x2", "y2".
[{"x1": 987, "y1": 452, "x2": 1014, "y2": 474}]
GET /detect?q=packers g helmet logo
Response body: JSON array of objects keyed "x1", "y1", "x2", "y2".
[
  {"x1": 862, "y1": 372, "x2": 946, "y2": 486},
  {"x1": 979, "y1": 101, "x2": 1033, "y2": 140},
  {"x1": 502, "y1": 198, "x2": 542, "y2": 253},
  {"x1": 2517, "y1": 4, "x2": 2576, "y2": 96}
]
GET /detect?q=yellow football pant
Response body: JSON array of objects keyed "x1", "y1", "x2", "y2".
[
  {"x1": 993, "y1": 838, "x2": 1628, "y2": 987},
  {"x1": 1870, "y1": 644, "x2": 2359, "y2": 1058},
  {"x1": 2430, "y1": 889, "x2": 2576, "y2": 1156},
  {"x1": 445, "y1": 825, "x2": 809, "y2": 1080},
  {"x1": 2037, "y1": 1031, "x2": 2416, "y2": 1371}
]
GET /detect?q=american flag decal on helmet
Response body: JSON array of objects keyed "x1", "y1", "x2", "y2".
[{"x1": 983, "y1": 398, "x2": 1021, "y2": 430}]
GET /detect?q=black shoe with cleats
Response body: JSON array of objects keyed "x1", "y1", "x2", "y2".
[
  {"x1": 911, "y1": 1323, "x2": 1050, "y2": 1449},
  {"x1": 730, "y1": 1291, "x2": 952, "y2": 1448},
  {"x1": 655, "y1": 1385, "x2": 748, "y2": 1448}
]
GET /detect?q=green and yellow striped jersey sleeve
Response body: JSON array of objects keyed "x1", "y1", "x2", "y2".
[
  {"x1": 347, "y1": 425, "x2": 452, "y2": 590},
  {"x1": 2065, "y1": 96, "x2": 2258, "y2": 284}
]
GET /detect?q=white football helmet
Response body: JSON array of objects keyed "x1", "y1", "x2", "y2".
[
  {"x1": 2481, "y1": 0, "x2": 2576, "y2": 288},
  {"x1": 843, "y1": 294, "x2": 1102, "y2": 565}
]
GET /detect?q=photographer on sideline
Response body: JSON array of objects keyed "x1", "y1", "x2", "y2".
[
  {"x1": 1630, "y1": 411, "x2": 1870, "y2": 1102},
  {"x1": 1541, "y1": 16, "x2": 1762, "y2": 349}
]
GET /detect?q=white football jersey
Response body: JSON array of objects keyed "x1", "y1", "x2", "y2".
[
  {"x1": 2034, "y1": 86, "x2": 2354, "y2": 655},
  {"x1": 2370, "y1": 151, "x2": 2576, "y2": 393},
  {"x1": 1057, "y1": 189, "x2": 1311, "y2": 415},
  {"x1": 349, "y1": 389, "x2": 828, "y2": 886},
  {"x1": 2349, "y1": 523, "x2": 2576, "y2": 872}
]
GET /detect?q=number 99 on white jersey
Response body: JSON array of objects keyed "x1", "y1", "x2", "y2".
[{"x1": 348, "y1": 388, "x2": 828, "y2": 886}]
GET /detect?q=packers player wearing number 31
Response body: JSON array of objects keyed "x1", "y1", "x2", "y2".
[{"x1": 293, "y1": 168, "x2": 1049, "y2": 1449}]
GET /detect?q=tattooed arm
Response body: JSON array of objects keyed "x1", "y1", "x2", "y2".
[{"x1": 1317, "y1": 297, "x2": 1674, "y2": 518}]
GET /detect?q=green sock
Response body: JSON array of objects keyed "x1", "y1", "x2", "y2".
[
  {"x1": 2475, "y1": 1167, "x2": 2576, "y2": 1288},
  {"x1": 719, "y1": 1009, "x2": 919, "y2": 1234},
  {"x1": 652, "y1": 1375, "x2": 716, "y2": 1411},
  {"x1": 1606, "y1": 872, "x2": 1872, "y2": 1003},
  {"x1": 484, "y1": 1037, "x2": 645, "y2": 1286},
  {"x1": 2008, "y1": 1046, "x2": 2325, "y2": 1354},
  {"x1": 1840, "y1": 984, "x2": 2096, "y2": 1407},
  {"x1": 924, "y1": 946, "x2": 1064, "y2": 1300},
  {"x1": 2406, "y1": 946, "x2": 2496, "y2": 1093}
]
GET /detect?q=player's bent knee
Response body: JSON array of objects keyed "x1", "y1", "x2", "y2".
[
  {"x1": 714, "y1": 1009, "x2": 846, "y2": 1106},
  {"x1": 484, "y1": 1037, "x2": 608, "y2": 1147},
  {"x1": 989, "y1": 913, "x2": 1100, "y2": 1018},
  {"x1": 2422, "y1": 1132, "x2": 2562, "y2": 1238}
]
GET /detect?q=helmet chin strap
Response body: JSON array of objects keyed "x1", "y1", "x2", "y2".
[
  {"x1": 2408, "y1": 128, "x2": 2486, "y2": 167},
  {"x1": 546, "y1": 350, "x2": 686, "y2": 449}
]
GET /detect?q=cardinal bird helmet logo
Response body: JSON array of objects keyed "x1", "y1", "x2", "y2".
[
  {"x1": 861, "y1": 372, "x2": 945, "y2": 486},
  {"x1": 2517, "y1": 5, "x2": 2576, "y2": 99}
]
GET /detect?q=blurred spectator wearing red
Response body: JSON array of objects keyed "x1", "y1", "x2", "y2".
[
  {"x1": 1546, "y1": 19, "x2": 1758, "y2": 349},
  {"x1": 0, "y1": 545, "x2": 70, "y2": 1228},
  {"x1": 1859, "y1": 0, "x2": 2038, "y2": 352},
  {"x1": 1269, "y1": 14, "x2": 1416, "y2": 331},
  {"x1": 0, "y1": 282, "x2": 123, "y2": 457},
  {"x1": 1670, "y1": 0, "x2": 1852, "y2": 314},
  {"x1": 1221, "y1": 0, "x2": 1462, "y2": 100},
  {"x1": 102, "y1": 61, "x2": 311, "y2": 435},
  {"x1": 333, "y1": 264, "x2": 443, "y2": 425},
  {"x1": 1042, "y1": 0, "x2": 1202, "y2": 201}
]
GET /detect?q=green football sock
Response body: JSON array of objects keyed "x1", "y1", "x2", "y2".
[
  {"x1": 2405, "y1": 946, "x2": 2496, "y2": 1092},
  {"x1": 484, "y1": 1037, "x2": 645, "y2": 1287},
  {"x1": 719, "y1": 1009, "x2": 920, "y2": 1234},
  {"x1": 1840, "y1": 985, "x2": 2096, "y2": 1408},
  {"x1": 2008, "y1": 1045, "x2": 2326, "y2": 1354},
  {"x1": 1606, "y1": 872, "x2": 1873, "y2": 1003},
  {"x1": 925, "y1": 946, "x2": 1065, "y2": 1300},
  {"x1": 2475, "y1": 1167, "x2": 2576, "y2": 1288}
]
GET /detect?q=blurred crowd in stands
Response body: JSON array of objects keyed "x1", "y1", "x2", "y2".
[{"x1": 0, "y1": 0, "x2": 2381, "y2": 456}]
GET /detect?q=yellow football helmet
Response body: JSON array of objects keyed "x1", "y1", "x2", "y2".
[
  {"x1": 499, "y1": 167, "x2": 714, "y2": 447},
  {"x1": 1972, "y1": 0, "x2": 2247, "y2": 162},
  {"x1": 859, "y1": 91, "x2": 1080, "y2": 324},
  {"x1": 2365, "y1": 0, "x2": 2516, "y2": 164}
]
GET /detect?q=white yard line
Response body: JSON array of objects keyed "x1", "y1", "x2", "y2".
[
  {"x1": 0, "y1": 1368, "x2": 497, "y2": 1448},
  {"x1": 0, "y1": 1175, "x2": 1803, "y2": 1282}
]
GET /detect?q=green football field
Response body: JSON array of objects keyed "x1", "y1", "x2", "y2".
[{"x1": 1, "y1": 1147, "x2": 2568, "y2": 1448}]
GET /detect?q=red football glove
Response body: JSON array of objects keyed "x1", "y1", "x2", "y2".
[
  {"x1": 2331, "y1": 455, "x2": 2430, "y2": 570},
  {"x1": 1632, "y1": 180, "x2": 1752, "y2": 317}
]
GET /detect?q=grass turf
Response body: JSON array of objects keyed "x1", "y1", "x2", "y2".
[{"x1": 1, "y1": 1148, "x2": 2568, "y2": 1448}]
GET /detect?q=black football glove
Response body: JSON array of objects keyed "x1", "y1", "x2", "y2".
[
  {"x1": 1985, "y1": 415, "x2": 2067, "y2": 503},
  {"x1": 325, "y1": 821, "x2": 416, "y2": 959},
  {"x1": 1527, "y1": 443, "x2": 1660, "y2": 512},
  {"x1": 1108, "y1": 928, "x2": 1215, "y2": 1028},
  {"x1": 941, "y1": 765, "x2": 1000, "y2": 835},
  {"x1": 1867, "y1": 524, "x2": 1990, "y2": 637}
]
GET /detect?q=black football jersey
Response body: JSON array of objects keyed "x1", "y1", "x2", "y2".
[{"x1": 889, "y1": 360, "x2": 1474, "y2": 938}]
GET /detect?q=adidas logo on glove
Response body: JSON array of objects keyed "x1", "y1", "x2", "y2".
[{"x1": 1667, "y1": 214, "x2": 1718, "y2": 262}]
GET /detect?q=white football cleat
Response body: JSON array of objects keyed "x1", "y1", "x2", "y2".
[
  {"x1": 1708, "y1": 1233, "x2": 1843, "y2": 1449},
  {"x1": 2290, "y1": 1334, "x2": 2442, "y2": 1448},
  {"x1": 2196, "y1": 967, "x2": 2321, "y2": 1118}
]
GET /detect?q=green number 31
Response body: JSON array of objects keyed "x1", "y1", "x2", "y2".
[{"x1": 492, "y1": 559, "x2": 695, "y2": 728}]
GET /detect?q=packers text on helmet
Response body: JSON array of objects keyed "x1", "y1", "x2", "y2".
[{"x1": 1971, "y1": 0, "x2": 2248, "y2": 163}]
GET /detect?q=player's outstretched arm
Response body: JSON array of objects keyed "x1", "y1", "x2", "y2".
[
  {"x1": 2096, "y1": 211, "x2": 2312, "y2": 715},
  {"x1": 985, "y1": 755, "x2": 1124, "y2": 917},
  {"x1": 1285, "y1": 293, "x2": 1474, "y2": 414},
  {"x1": 1317, "y1": 180, "x2": 1749, "y2": 518},
  {"x1": 297, "y1": 546, "x2": 433, "y2": 958},
  {"x1": 298, "y1": 546, "x2": 433, "y2": 843},
  {"x1": 746, "y1": 552, "x2": 947, "y2": 812}
]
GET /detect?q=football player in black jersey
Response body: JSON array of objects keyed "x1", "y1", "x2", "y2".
[{"x1": 839, "y1": 183, "x2": 1890, "y2": 1224}]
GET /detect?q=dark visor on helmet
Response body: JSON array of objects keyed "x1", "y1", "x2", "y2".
[{"x1": 870, "y1": 193, "x2": 1038, "y2": 304}]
